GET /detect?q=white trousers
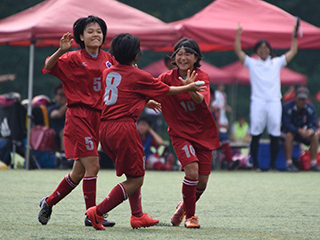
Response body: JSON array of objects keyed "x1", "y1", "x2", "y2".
[{"x1": 250, "y1": 99, "x2": 282, "y2": 136}]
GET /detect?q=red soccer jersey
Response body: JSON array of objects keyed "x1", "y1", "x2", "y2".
[
  {"x1": 158, "y1": 68, "x2": 220, "y2": 150},
  {"x1": 41, "y1": 49, "x2": 117, "y2": 111},
  {"x1": 101, "y1": 65, "x2": 170, "y2": 121}
]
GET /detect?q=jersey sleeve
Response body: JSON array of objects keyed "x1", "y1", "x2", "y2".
[
  {"x1": 277, "y1": 55, "x2": 287, "y2": 68},
  {"x1": 41, "y1": 52, "x2": 73, "y2": 81},
  {"x1": 198, "y1": 72, "x2": 211, "y2": 107},
  {"x1": 243, "y1": 55, "x2": 253, "y2": 69},
  {"x1": 135, "y1": 71, "x2": 170, "y2": 102}
]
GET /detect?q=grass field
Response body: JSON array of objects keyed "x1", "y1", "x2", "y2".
[{"x1": 0, "y1": 169, "x2": 319, "y2": 240}]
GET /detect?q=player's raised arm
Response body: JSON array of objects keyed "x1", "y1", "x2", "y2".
[
  {"x1": 284, "y1": 23, "x2": 299, "y2": 64},
  {"x1": 45, "y1": 32, "x2": 74, "y2": 70},
  {"x1": 235, "y1": 23, "x2": 246, "y2": 64}
]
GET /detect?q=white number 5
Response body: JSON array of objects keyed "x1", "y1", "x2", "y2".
[
  {"x1": 85, "y1": 137, "x2": 94, "y2": 151},
  {"x1": 93, "y1": 78, "x2": 101, "y2": 92}
]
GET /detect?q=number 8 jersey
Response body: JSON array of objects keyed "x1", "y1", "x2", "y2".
[
  {"x1": 158, "y1": 68, "x2": 220, "y2": 150},
  {"x1": 100, "y1": 64, "x2": 170, "y2": 122}
]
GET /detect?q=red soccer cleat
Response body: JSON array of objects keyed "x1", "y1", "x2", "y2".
[
  {"x1": 130, "y1": 213, "x2": 159, "y2": 229},
  {"x1": 85, "y1": 206, "x2": 105, "y2": 230},
  {"x1": 171, "y1": 201, "x2": 186, "y2": 226}
]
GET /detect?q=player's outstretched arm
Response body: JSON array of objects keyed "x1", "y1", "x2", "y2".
[
  {"x1": 45, "y1": 32, "x2": 74, "y2": 70},
  {"x1": 285, "y1": 26, "x2": 298, "y2": 64},
  {"x1": 168, "y1": 70, "x2": 205, "y2": 95},
  {"x1": 235, "y1": 23, "x2": 246, "y2": 64}
]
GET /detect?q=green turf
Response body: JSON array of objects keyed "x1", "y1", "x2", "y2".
[{"x1": 0, "y1": 169, "x2": 319, "y2": 240}]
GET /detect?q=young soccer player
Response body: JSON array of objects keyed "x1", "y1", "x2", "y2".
[
  {"x1": 157, "y1": 38, "x2": 220, "y2": 228},
  {"x1": 38, "y1": 15, "x2": 117, "y2": 227},
  {"x1": 85, "y1": 33, "x2": 205, "y2": 230}
]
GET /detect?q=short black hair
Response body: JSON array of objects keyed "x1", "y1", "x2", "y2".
[
  {"x1": 171, "y1": 38, "x2": 202, "y2": 68},
  {"x1": 54, "y1": 84, "x2": 63, "y2": 95},
  {"x1": 253, "y1": 39, "x2": 273, "y2": 55},
  {"x1": 73, "y1": 15, "x2": 107, "y2": 49},
  {"x1": 109, "y1": 33, "x2": 141, "y2": 65}
]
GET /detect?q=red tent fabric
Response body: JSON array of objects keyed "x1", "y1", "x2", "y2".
[
  {"x1": 170, "y1": 0, "x2": 320, "y2": 51},
  {"x1": 221, "y1": 55, "x2": 307, "y2": 86},
  {"x1": 143, "y1": 59, "x2": 233, "y2": 84},
  {"x1": 0, "y1": 0, "x2": 180, "y2": 49}
]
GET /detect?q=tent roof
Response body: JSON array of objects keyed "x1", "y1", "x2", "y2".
[
  {"x1": 0, "y1": 0, "x2": 180, "y2": 49},
  {"x1": 170, "y1": 0, "x2": 320, "y2": 51},
  {"x1": 143, "y1": 59, "x2": 233, "y2": 84},
  {"x1": 221, "y1": 55, "x2": 307, "y2": 85}
]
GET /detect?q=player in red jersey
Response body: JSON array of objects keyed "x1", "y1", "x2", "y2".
[
  {"x1": 157, "y1": 38, "x2": 220, "y2": 228},
  {"x1": 38, "y1": 16, "x2": 116, "y2": 227},
  {"x1": 85, "y1": 33, "x2": 205, "y2": 230}
]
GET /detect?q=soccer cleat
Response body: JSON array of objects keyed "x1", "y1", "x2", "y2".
[
  {"x1": 184, "y1": 216, "x2": 200, "y2": 228},
  {"x1": 84, "y1": 214, "x2": 116, "y2": 227},
  {"x1": 130, "y1": 213, "x2": 159, "y2": 229},
  {"x1": 287, "y1": 164, "x2": 299, "y2": 172},
  {"x1": 171, "y1": 201, "x2": 186, "y2": 226},
  {"x1": 38, "y1": 197, "x2": 52, "y2": 225},
  {"x1": 85, "y1": 206, "x2": 105, "y2": 230},
  {"x1": 0, "y1": 161, "x2": 8, "y2": 170}
]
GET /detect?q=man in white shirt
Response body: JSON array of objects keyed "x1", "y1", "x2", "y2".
[{"x1": 235, "y1": 23, "x2": 298, "y2": 171}]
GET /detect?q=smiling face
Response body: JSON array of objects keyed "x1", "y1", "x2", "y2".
[
  {"x1": 80, "y1": 22, "x2": 103, "y2": 53},
  {"x1": 174, "y1": 47, "x2": 198, "y2": 76},
  {"x1": 256, "y1": 42, "x2": 271, "y2": 60}
]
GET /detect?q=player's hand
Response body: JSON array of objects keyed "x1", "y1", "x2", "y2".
[
  {"x1": 179, "y1": 69, "x2": 197, "y2": 86},
  {"x1": 60, "y1": 32, "x2": 73, "y2": 51},
  {"x1": 146, "y1": 100, "x2": 162, "y2": 113},
  {"x1": 237, "y1": 23, "x2": 243, "y2": 35},
  {"x1": 187, "y1": 82, "x2": 206, "y2": 92}
]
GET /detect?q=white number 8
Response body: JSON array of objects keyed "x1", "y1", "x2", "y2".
[{"x1": 104, "y1": 72, "x2": 121, "y2": 106}]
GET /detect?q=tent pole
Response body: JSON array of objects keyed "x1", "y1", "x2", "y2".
[
  {"x1": 25, "y1": 42, "x2": 35, "y2": 170},
  {"x1": 230, "y1": 82, "x2": 237, "y2": 126}
]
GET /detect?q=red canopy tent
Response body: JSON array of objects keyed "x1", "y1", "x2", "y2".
[
  {"x1": 0, "y1": 0, "x2": 180, "y2": 169},
  {"x1": 0, "y1": 0, "x2": 180, "y2": 49},
  {"x1": 143, "y1": 59, "x2": 233, "y2": 84},
  {"x1": 221, "y1": 55, "x2": 307, "y2": 85},
  {"x1": 169, "y1": 0, "x2": 320, "y2": 51}
]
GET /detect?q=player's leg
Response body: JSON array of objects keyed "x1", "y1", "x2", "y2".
[
  {"x1": 195, "y1": 147, "x2": 212, "y2": 201},
  {"x1": 38, "y1": 160, "x2": 84, "y2": 225},
  {"x1": 267, "y1": 101, "x2": 281, "y2": 170},
  {"x1": 87, "y1": 176, "x2": 157, "y2": 230}
]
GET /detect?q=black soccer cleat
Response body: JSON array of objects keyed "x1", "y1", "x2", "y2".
[
  {"x1": 84, "y1": 214, "x2": 116, "y2": 227},
  {"x1": 38, "y1": 197, "x2": 52, "y2": 225}
]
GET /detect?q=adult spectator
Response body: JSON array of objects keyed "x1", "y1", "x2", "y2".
[
  {"x1": 47, "y1": 84, "x2": 67, "y2": 153},
  {"x1": 282, "y1": 87, "x2": 320, "y2": 172},
  {"x1": 211, "y1": 84, "x2": 234, "y2": 169},
  {"x1": 235, "y1": 23, "x2": 298, "y2": 171}
]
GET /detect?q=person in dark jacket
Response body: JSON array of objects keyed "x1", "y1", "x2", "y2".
[{"x1": 282, "y1": 86, "x2": 320, "y2": 172}]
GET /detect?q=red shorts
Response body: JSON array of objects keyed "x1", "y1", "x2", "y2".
[
  {"x1": 64, "y1": 107, "x2": 100, "y2": 159},
  {"x1": 100, "y1": 119, "x2": 145, "y2": 177},
  {"x1": 171, "y1": 136, "x2": 212, "y2": 175}
]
